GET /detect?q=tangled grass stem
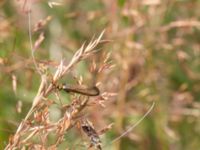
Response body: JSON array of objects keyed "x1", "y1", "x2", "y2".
[{"x1": 5, "y1": 30, "x2": 106, "y2": 150}]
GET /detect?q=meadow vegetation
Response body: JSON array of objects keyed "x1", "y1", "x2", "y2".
[{"x1": 1, "y1": 0, "x2": 200, "y2": 149}]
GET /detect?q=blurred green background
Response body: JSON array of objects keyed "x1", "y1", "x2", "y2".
[{"x1": 1, "y1": 0, "x2": 200, "y2": 149}]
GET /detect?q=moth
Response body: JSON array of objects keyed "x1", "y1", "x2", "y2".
[{"x1": 56, "y1": 84, "x2": 100, "y2": 96}]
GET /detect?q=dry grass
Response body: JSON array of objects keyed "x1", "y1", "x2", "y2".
[
  {"x1": 5, "y1": 30, "x2": 113, "y2": 149},
  {"x1": 1, "y1": 0, "x2": 200, "y2": 150}
]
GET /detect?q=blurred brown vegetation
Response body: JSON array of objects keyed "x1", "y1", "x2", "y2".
[{"x1": 1, "y1": 0, "x2": 200, "y2": 150}]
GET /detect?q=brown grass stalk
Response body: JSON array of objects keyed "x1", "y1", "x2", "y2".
[{"x1": 5, "y1": 30, "x2": 106, "y2": 150}]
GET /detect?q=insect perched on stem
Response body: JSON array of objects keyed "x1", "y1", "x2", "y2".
[{"x1": 55, "y1": 83, "x2": 100, "y2": 96}]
